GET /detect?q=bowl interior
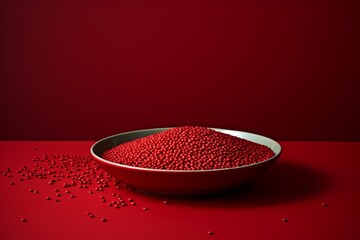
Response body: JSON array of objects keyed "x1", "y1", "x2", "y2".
[{"x1": 91, "y1": 128, "x2": 281, "y2": 171}]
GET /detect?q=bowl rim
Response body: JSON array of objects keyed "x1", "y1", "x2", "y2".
[{"x1": 90, "y1": 127, "x2": 282, "y2": 173}]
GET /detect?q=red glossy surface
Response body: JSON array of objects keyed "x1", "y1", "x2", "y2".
[
  {"x1": 1, "y1": 0, "x2": 360, "y2": 141},
  {"x1": 1, "y1": 141, "x2": 359, "y2": 240}
]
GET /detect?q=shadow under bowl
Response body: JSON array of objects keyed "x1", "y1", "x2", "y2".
[{"x1": 90, "y1": 128, "x2": 282, "y2": 195}]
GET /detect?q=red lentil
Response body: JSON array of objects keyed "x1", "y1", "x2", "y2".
[
  {"x1": 3, "y1": 153, "x2": 137, "y2": 225},
  {"x1": 102, "y1": 126, "x2": 275, "y2": 170}
]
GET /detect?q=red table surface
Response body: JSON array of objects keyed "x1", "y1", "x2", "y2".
[{"x1": 0, "y1": 141, "x2": 359, "y2": 240}]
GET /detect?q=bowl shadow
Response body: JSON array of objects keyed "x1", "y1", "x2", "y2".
[{"x1": 133, "y1": 159, "x2": 332, "y2": 208}]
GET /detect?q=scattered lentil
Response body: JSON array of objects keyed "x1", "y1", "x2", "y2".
[{"x1": 2, "y1": 153, "x2": 137, "y2": 225}]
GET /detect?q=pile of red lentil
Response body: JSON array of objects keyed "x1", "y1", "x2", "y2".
[{"x1": 102, "y1": 126, "x2": 275, "y2": 170}]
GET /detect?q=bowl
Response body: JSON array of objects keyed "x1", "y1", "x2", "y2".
[{"x1": 90, "y1": 128, "x2": 282, "y2": 195}]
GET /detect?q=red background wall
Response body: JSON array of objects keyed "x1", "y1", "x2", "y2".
[{"x1": 1, "y1": 0, "x2": 359, "y2": 141}]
